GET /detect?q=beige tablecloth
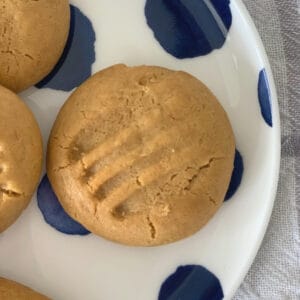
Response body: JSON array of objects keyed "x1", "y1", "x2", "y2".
[{"x1": 234, "y1": 1, "x2": 300, "y2": 299}]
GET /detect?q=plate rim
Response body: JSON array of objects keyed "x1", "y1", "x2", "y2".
[{"x1": 0, "y1": 1, "x2": 281, "y2": 299}]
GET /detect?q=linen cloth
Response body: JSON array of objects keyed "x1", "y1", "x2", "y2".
[{"x1": 234, "y1": 0, "x2": 300, "y2": 299}]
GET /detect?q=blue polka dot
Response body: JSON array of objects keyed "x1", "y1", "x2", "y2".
[
  {"x1": 258, "y1": 69, "x2": 272, "y2": 127},
  {"x1": 36, "y1": 5, "x2": 96, "y2": 91},
  {"x1": 159, "y1": 265, "x2": 224, "y2": 300},
  {"x1": 225, "y1": 149, "x2": 244, "y2": 201},
  {"x1": 37, "y1": 175, "x2": 90, "y2": 235},
  {"x1": 145, "y1": 0, "x2": 232, "y2": 59}
]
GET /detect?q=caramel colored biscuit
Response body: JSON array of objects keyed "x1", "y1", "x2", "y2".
[
  {"x1": 47, "y1": 64, "x2": 235, "y2": 246},
  {"x1": 0, "y1": 85, "x2": 43, "y2": 233},
  {"x1": 0, "y1": 0, "x2": 70, "y2": 92},
  {"x1": 0, "y1": 277, "x2": 49, "y2": 300}
]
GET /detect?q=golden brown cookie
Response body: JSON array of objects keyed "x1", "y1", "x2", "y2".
[
  {"x1": 0, "y1": 277, "x2": 49, "y2": 300},
  {"x1": 47, "y1": 64, "x2": 235, "y2": 246},
  {"x1": 0, "y1": 0, "x2": 70, "y2": 92},
  {"x1": 0, "y1": 85, "x2": 43, "y2": 233}
]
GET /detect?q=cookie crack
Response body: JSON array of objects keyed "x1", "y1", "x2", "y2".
[
  {"x1": 208, "y1": 196, "x2": 217, "y2": 206},
  {"x1": 0, "y1": 49, "x2": 20, "y2": 68},
  {"x1": 0, "y1": 187, "x2": 22, "y2": 197},
  {"x1": 24, "y1": 53, "x2": 34, "y2": 60},
  {"x1": 184, "y1": 157, "x2": 225, "y2": 191},
  {"x1": 53, "y1": 163, "x2": 72, "y2": 172},
  {"x1": 146, "y1": 215, "x2": 156, "y2": 239},
  {"x1": 80, "y1": 111, "x2": 89, "y2": 120},
  {"x1": 57, "y1": 144, "x2": 71, "y2": 150}
]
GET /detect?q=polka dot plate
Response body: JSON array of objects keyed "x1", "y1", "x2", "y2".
[{"x1": 0, "y1": 1, "x2": 280, "y2": 299}]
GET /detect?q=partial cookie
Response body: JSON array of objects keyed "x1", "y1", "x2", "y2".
[
  {"x1": 0, "y1": 277, "x2": 49, "y2": 300},
  {"x1": 47, "y1": 64, "x2": 235, "y2": 246},
  {"x1": 0, "y1": 0, "x2": 70, "y2": 92},
  {"x1": 0, "y1": 85, "x2": 43, "y2": 233}
]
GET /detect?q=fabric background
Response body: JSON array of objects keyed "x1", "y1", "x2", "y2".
[{"x1": 234, "y1": 0, "x2": 300, "y2": 299}]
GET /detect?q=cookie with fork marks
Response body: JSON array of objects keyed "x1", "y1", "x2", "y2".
[{"x1": 47, "y1": 64, "x2": 235, "y2": 246}]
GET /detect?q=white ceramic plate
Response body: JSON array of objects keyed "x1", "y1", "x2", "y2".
[{"x1": 0, "y1": 1, "x2": 280, "y2": 299}]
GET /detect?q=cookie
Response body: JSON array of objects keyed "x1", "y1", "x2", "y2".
[
  {"x1": 47, "y1": 64, "x2": 235, "y2": 246},
  {"x1": 0, "y1": 0, "x2": 70, "y2": 92},
  {"x1": 0, "y1": 85, "x2": 43, "y2": 233},
  {"x1": 0, "y1": 277, "x2": 49, "y2": 300}
]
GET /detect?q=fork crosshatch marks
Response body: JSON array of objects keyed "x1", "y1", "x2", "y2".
[
  {"x1": 37, "y1": 147, "x2": 243, "y2": 235},
  {"x1": 145, "y1": 0, "x2": 232, "y2": 58}
]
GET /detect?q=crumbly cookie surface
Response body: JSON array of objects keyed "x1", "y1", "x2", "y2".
[
  {"x1": 48, "y1": 64, "x2": 235, "y2": 246},
  {"x1": 0, "y1": 0, "x2": 70, "y2": 92}
]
